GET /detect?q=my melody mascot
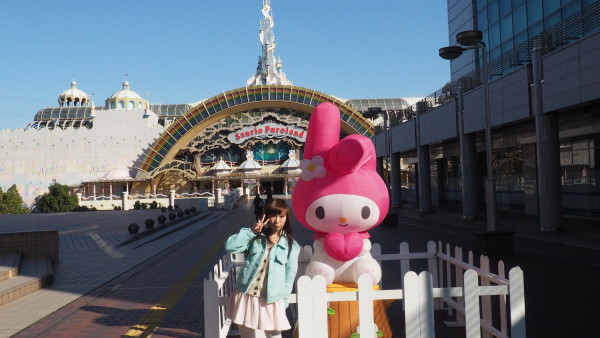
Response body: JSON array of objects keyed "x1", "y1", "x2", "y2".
[{"x1": 292, "y1": 102, "x2": 392, "y2": 337}]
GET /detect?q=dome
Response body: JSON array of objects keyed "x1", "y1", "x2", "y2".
[
  {"x1": 105, "y1": 80, "x2": 148, "y2": 110},
  {"x1": 102, "y1": 167, "x2": 133, "y2": 180},
  {"x1": 109, "y1": 81, "x2": 142, "y2": 99},
  {"x1": 58, "y1": 81, "x2": 90, "y2": 107}
]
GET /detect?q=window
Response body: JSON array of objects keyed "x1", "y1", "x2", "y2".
[
  {"x1": 527, "y1": 0, "x2": 543, "y2": 23},
  {"x1": 128, "y1": 101, "x2": 135, "y2": 109},
  {"x1": 501, "y1": 13, "x2": 513, "y2": 42},
  {"x1": 118, "y1": 101, "x2": 124, "y2": 109}
]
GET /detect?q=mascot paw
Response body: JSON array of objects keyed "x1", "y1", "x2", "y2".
[
  {"x1": 306, "y1": 262, "x2": 335, "y2": 285},
  {"x1": 352, "y1": 258, "x2": 382, "y2": 285}
]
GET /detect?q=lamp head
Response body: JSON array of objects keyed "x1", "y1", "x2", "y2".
[
  {"x1": 456, "y1": 30, "x2": 483, "y2": 46},
  {"x1": 363, "y1": 106, "x2": 383, "y2": 119},
  {"x1": 439, "y1": 46, "x2": 464, "y2": 60}
]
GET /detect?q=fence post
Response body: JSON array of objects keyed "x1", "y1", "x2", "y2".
[
  {"x1": 296, "y1": 275, "x2": 328, "y2": 337},
  {"x1": 480, "y1": 255, "x2": 492, "y2": 338},
  {"x1": 400, "y1": 242, "x2": 410, "y2": 289},
  {"x1": 203, "y1": 278, "x2": 220, "y2": 337},
  {"x1": 404, "y1": 271, "x2": 420, "y2": 338},
  {"x1": 418, "y1": 272, "x2": 435, "y2": 338},
  {"x1": 463, "y1": 269, "x2": 481, "y2": 338},
  {"x1": 357, "y1": 274, "x2": 376, "y2": 337},
  {"x1": 498, "y1": 261, "x2": 508, "y2": 335},
  {"x1": 509, "y1": 267, "x2": 526, "y2": 338}
]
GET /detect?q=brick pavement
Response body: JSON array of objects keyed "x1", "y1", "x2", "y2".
[
  {"x1": 0, "y1": 209, "x2": 229, "y2": 337},
  {"x1": 1, "y1": 200, "x2": 598, "y2": 337}
]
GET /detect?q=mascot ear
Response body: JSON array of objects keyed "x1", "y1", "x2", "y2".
[
  {"x1": 328, "y1": 134, "x2": 375, "y2": 175},
  {"x1": 303, "y1": 102, "x2": 341, "y2": 159}
]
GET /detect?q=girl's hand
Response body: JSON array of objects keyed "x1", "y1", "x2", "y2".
[{"x1": 252, "y1": 214, "x2": 269, "y2": 234}]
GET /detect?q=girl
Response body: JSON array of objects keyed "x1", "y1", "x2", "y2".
[{"x1": 225, "y1": 199, "x2": 301, "y2": 338}]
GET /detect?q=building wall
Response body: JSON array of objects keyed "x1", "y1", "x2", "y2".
[{"x1": 0, "y1": 109, "x2": 164, "y2": 205}]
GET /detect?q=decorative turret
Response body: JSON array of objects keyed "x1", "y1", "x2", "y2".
[
  {"x1": 105, "y1": 78, "x2": 148, "y2": 110},
  {"x1": 58, "y1": 80, "x2": 90, "y2": 107},
  {"x1": 246, "y1": 0, "x2": 292, "y2": 86}
]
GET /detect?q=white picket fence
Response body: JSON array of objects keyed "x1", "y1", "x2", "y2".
[{"x1": 204, "y1": 241, "x2": 526, "y2": 338}]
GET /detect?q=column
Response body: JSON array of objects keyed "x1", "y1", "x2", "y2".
[
  {"x1": 457, "y1": 84, "x2": 478, "y2": 219},
  {"x1": 390, "y1": 152, "x2": 402, "y2": 207},
  {"x1": 416, "y1": 104, "x2": 431, "y2": 213},
  {"x1": 169, "y1": 190, "x2": 176, "y2": 208},
  {"x1": 122, "y1": 191, "x2": 129, "y2": 211},
  {"x1": 532, "y1": 37, "x2": 562, "y2": 230}
]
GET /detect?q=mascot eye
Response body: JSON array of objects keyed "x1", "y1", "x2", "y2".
[
  {"x1": 361, "y1": 206, "x2": 370, "y2": 219},
  {"x1": 315, "y1": 206, "x2": 325, "y2": 219}
]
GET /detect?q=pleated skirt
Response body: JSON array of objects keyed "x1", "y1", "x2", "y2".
[{"x1": 227, "y1": 289, "x2": 291, "y2": 331}]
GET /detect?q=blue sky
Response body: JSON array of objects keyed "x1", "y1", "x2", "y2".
[{"x1": 0, "y1": 0, "x2": 451, "y2": 130}]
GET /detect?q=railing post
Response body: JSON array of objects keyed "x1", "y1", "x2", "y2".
[
  {"x1": 463, "y1": 270, "x2": 481, "y2": 338},
  {"x1": 404, "y1": 271, "x2": 420, "y2": 338},
  {"x1": 418, "y1": 272, "x2": 435, "y2": 338},
  {"x1": 203, "y1": 278, "x2": 219, "y2": 337},
  {"x1": 509, "y1": 267, "x2": 526, "y2": 338},
  {"x1": 357, "y1": 274, "x2": 376, "y2": 337}
]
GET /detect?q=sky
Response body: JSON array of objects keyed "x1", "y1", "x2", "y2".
[{"x1": 0, "y1": 0, "x2": 451, "y2": 131}]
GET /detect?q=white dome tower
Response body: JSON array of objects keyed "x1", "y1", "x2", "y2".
[
  {"x1": 58, "y1": 80, "x2": 90, "y2": 107},
  {"x1": 105, "y1": 79, "x2": 148, "y2": 110}
]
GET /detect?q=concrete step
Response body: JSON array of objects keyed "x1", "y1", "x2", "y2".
[
  {"x1": 0, "y1": 256, "x2": 53, "y2": 306},
  {"x1": 0, "y1": 252, "x2": 21, "y2": 282}
]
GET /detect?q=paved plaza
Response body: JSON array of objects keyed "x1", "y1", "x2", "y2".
[{"x1": 0, "y1": 198, "x2": 598, "y2": 337}]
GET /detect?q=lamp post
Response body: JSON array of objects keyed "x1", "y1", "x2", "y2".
[
  {"x1": 439, "y1": 30, "x2": 497, "y2": 232},
  {"x1": 364, "y1": 107, "x2": 391, "y2": 190}
]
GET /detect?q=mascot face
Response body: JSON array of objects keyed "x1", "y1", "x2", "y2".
[
  {"x1": 305, "y1": 194, "x2": 381, "y2": 234},
  {"x1": 292, "y1": 102, "x2": 389, "y2": 236}
]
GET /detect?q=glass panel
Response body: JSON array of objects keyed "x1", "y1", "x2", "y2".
[
  {"x1": 488, "y1": 0, "x2": 500, "y2": 24},
  {"x1": 500, "y1": 0, "x2": 512, "y2": 16},
  {"x1": 544, "y1": 10, "x2": 561, "y2": 28},
  {"x1": 489, "y1": 22, "x2": 501, "y2": 48},
  {"x1": 501, "y1": 13, "x2": 514, "y2": 41},
  {"x1": 527, "y1": 0, "x2": 543, "y2": 23},
  {"x1": 478, "y1": 8, "x2": 488, "y2": 30},
  {"x1": 528, "y1": 20, "x2": 544, "y2": 39},
  {"x1": 514, "y1": 31, "x2": 528, "y2": 44},
  {"x1": 513, "y1": 4, "x2": 527, "y2": 34},
  {"x1": 563, "y1": 1, "x2": 582, "y2": 18},
  {"x1": 477, "y1": 0, "x2": 488, "y2": 11},
  {"x1": 543, "y1": 0, "x2": 561, "y2": 14},
  {"x1": 512, "y1": 0, "x2": 526, "y2": 7}
]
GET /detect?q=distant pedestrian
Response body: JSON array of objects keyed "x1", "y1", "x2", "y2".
[
  {"x1": 265, "y1": 192, "x2": 273, "y2": 207},
  {"x1": 253, "y1": 193, "x2": 264, "y2": 221},
  {"x1": 225, "y1": 199, "x2": 300, "y2": 338}
]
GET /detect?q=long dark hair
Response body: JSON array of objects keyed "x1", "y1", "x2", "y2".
[{"x1": 257, "y1": 198, "x2": 295, "y2": 248}]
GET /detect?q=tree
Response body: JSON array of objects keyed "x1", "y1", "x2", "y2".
[
  {"x1": 36, "y1": 183, "x2": 79, "y2": 213},
  {"x1": 0, "y1": 185, "x2": 29, "y2": 214}
]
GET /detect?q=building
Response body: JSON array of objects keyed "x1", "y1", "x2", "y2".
[
  {"x1": 0, "y1": 0, "x2": 415, "y2": 209},
  {"x1": 374, "y1": 0, "x2": 600, "y2": 227}
]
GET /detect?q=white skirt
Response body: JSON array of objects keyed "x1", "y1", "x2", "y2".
[{"x1": 227, "y1": 289, "x2": 291, "y2": 331}]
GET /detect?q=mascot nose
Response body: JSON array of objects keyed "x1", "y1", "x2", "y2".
[{"x1": 339, "y1": 217, "x2": 348, "y2": 223}]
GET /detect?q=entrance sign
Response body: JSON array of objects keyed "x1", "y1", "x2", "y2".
[{"x1": 227, "y1": 122, "x2": 306, "y2": 144}]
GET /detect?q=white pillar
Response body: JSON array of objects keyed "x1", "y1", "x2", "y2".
[
  {"x1": 76, "y1": 193, "x2": 82, "y2": 204},
  {"x1": 122, "y1": 191, "x2": 129, "y2": 210},
  {"x1": 169, "y1": 190, "x2": 176, "y2": 208},
  {"x1": 216, "y1": 188, "x2": 223, "y2": 208}
]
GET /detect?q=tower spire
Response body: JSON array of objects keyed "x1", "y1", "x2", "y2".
[{"x1": 246, "y1": 0, "x2": 292, "y2": 86}]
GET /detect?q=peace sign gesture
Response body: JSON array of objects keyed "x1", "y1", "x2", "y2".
[{"x1": 252, "y1": 214, "x2": 269, "y2": 234}]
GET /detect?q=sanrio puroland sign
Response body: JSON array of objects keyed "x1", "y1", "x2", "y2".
[{"x1": 227, "y1": 122, "x2": 306, "y2": 144}]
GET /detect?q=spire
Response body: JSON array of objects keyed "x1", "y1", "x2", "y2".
[{"x1": 247, "y1": 0, "x2": 292, "y2": 86}]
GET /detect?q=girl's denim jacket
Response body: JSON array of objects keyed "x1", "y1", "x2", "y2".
[{"x1": 225, "y1": 228, "x2": 300, "y2": 306}]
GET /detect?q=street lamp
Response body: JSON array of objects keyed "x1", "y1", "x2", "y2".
[
  {"x1": 364, "y1": 107, "x2": 391, "y2": 190},
  {"x1": 439, "y1": 30, "x2": 497, "y2": 232}
]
